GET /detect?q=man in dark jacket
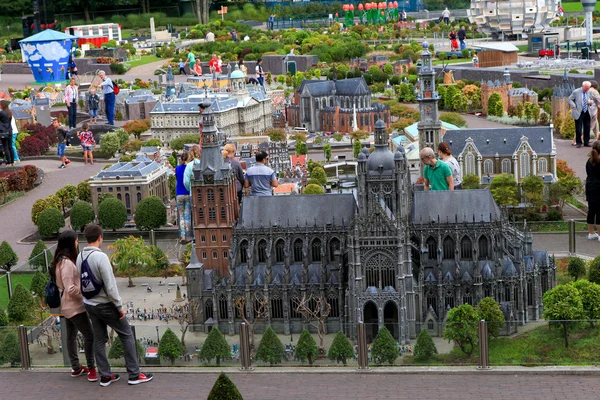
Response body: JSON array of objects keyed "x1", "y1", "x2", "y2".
[{"x1": 458, "y1": 26, "x2": 467, "y2": 51}]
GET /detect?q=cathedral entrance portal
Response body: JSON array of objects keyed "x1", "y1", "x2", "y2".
[
  {"x1": 363, "y1": 301, "x2": 378, "y2": 343},
  {"x1": 383, "y1": 301, "x2": 399, "y2": 340}
]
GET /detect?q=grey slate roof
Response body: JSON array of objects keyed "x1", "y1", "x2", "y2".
[
  {"x1": 237, "y1": 194, "x2": 356, "y2": 229},
  {"x1": 412, "y1": 189, "x2": 502, "y2": 224},
  {"x1": 444, "y1": 126, "x2": 553, "y2": 157},
  {"x1": 300, "y1": 77, "x2": 371, "y2": 97}
]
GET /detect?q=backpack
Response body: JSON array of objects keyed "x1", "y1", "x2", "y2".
[
  {"x1": 44, "y1": 272, "x2": 62, "y2": 309},
  {"x1": 80, "y1": 251, "x2": 104, "y2": 300},
  {"x1": 112, "y1": 81, "x2": 120, "y2": 95}
]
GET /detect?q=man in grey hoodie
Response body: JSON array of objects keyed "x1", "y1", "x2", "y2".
[{"x1": 78, "y1": 224, "x2": 153, "y2": 387}]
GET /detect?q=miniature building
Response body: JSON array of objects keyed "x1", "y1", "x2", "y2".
[
  {"x1": 551, "y1": 69, "x2": 575, "y2": 123},
  {"x1": 89, "y1": 157, "x2": 170, "y2": 216},
  {"x1": 472, "y1": 43, "x2": 520, "y2": 68},
  {"x1": 480, "y1": 69, "x2": 538, "y2": 116}
]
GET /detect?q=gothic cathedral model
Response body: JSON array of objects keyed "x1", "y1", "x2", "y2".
[{"x1": 417, "y1": 43, "x2": 442, "y2": 151}]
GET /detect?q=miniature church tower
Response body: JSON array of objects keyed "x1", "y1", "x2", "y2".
[
  {"x1": 417, "y1": 43, "x2": 442, "y2": 151},
  {"x1": 229, "y1": 64, "x2": 248, "y2": 99}
]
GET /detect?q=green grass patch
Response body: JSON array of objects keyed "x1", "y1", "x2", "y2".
[
  {"x1": 566, "y1": 195, "x2": 586, "y2": 209},
  {"x1": 517, "y1": 45, "x2": 529, "y2": 52},
  {"x1": 527, "y1": 221, "x2": 587, "y2": 232},
  {"x1": 0, "y1": 273, "x2": 35, "y2": 309},
  {"x1": 432, "y1": 58, "x2": 472, "y2": 66},
  {"x1": 561, "y1": 2, "x2": 600, "y2": 12},
  {"x1": 125, "y1": 55, "x2": 161, "y2": 69}
]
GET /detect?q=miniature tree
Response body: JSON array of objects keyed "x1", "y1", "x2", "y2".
[
  {"x1": 266, "y1": 129, "x2": 286, "y2": 143},
  {"x1": 486, "y1": 92, "x2": 501, "y2": 116},
  {"x1": 0, "y1": 241, "x2": 18, "y2": 272},
  {"x1": 37, "y1": 208, "x2": 65, "y2": 238},
  {"x1": 476, "y1": 297, "x2": 505, "y2": 338},
  {"x1": 255, "y1": 326, "x2": 284, "y2": 366},
  {"x1": 568, "y1": 256, "x2": 587, "y2": 281},
  {"x1": 109, "y1": 336, "x2": 144, "y2": 362},
  {"x1": 303, "y1": 184, "x2": 324, "y2": 195},
  {"x1": 0, "y1": 306, "x2": 8, "y2": 327},
  {"x1": 208, "y1": 372, "x2": 243, "y2": 400},
  {"x1": 76, "y1": 180, "x2": 91, "y2": 203},
  {"x1": 461, "y1": 174, "x2": 480, "y2": 190},
  {"x1": 170, "y1": 299, "x2": 199, "y2": 347},
  {"x1": 310, "y1": 166, "x2": 327, "y2": 186},
  {"x1": 295, "y1": 141, "x2": 307, "y2": 155},
  {"x1": 99, "y1": 132, "x2": 121, "y2": 157},
  {"x1": 135, "y1": 196, "x2": 167, "y2": 231},
  {"x1": 571, "y1": 280, "x2": 600, "y2": 328},
  {"x1": 30, "y1": 270, "x2": 48, "y2": 300},
  {"x1": 413, "y1": 329, "x2": 437, "y2": 362},
  {"x1": 588, "y1": 255, "x2": 600, "y2": 285},
  {"x1": 158, "y1": 327, "x2": 184, "y2": 365},
  {"x1": 295, "y1": 329, "x2": 318, "y2": 365},
  {"x1": 7, "y1": 283, "x2": 33, "y2": 322},
  {"x1": 327, "y1": 331, "x2": 354, "y2": 366},
  {"x1": 371, "y1": 326, "x2": 398, "y2": 365},
  {"x1": 98, "y1": 197, "x2": 127, "y2": 231},
  {"x1": 110, "y1": 236, "x2": 152, "y2": 287},
  {"x1": 489, "y1": 174, "x2": 518, "y2": 207},
  {"x1": 323, "y1": 143, "x2": 332, "y2": 162},
  {"x1": 443, "y1": 303, "x2": 479, "y2": 356},
  {"x1": 28, "y1": 240, "x2": 48, "y2": 271},
  {"x1": 353, "y1": 140, "x2": 362, "y2": 159},
  {"x1": 198, "y1": 327, "x2": 230, "y2": 366},
  {"x1": 233, "y1": 293, "x2": 268, "y2": 348},
  {"x1": 55, "y1": 184, "x2": 78, "y2": 215},
  {"x1": 294, "y1": 294, "x2": 331, "y2": 350},
  {"x1": 70, "y1": 201, "x2": 95, "y2": 232},
  {"x1": 0, "y1": 331, "x2": 20, "y2": 366},
  {"x1": 543, "y1": 283, "x2": 583, "y2": 348},
  {"x1": 521, "y1": 175, "x2": 545, "y2": 210}
]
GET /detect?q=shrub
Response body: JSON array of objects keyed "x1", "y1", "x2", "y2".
[
  {"x1": 144, "y1": 138, "x2": 162, "y2": 147},
  {"x1": 28, "y1": 240, "x2": 48, "y2": 270},
  {"x1": 169, "y1": 174, "x2": 176, "y2": 199},
  {"x1": 113, "y1": 128, "x2": 131, "y2": 147},
  {"x1": 371, "y1": 326, "x2": 398, "y2": 365},
  {"x1": 135, "y1": 196, "x2": 166, "y2": 231},
  {"x1": 0, "y1": 331, "x2": 20, "y2": 366},
  {"x1": 55, "y1": 184, "x2": 78, "y2": 213},
  {"x1": 37, "y1": 207, "x2": 65, "y2": 238},
  {"x1": 476, "y1": 297, "x2": 505, "y2": 337},
  {"x1": 7, "y1": 283, "x2": 33, "y2": 322},
  {"x1": 568, "y1": 256, "x2": 587, "y2": 281},
  {"x1": 571, "y1": 280, "x2": 600, "y2": 325},
  {"x1": 310, "y1": 166, "x2": 327, "y2": 186},
  {"x1": 560, "y1": 116, "x2": 575, "y2": 140},
  {"x1": 588, "y1": 255, "x2": 600, "y2": 285},
  {"x1": 439, "y1": 112, "x2": 467, "y2": 127},
  {"x1": 108, "y1": 336, "x2": 144, "y2": 362},
  {"x1": 158, "y1": 327, "x2": 184, "y2": 365},
  {"x1": 31, "y1": 197, "x2": 59, "y2": 225},
  {"x1": 98, "y1": 198, "x2": 127, "y2": 231},
  {"x1": 76, "y1": 181, "x2": 91, "y2": 203},
  {"x1": 461, "y1": 174, "x2": 480, "y2": 190},
  {"x1": 123, "y1": 119, "x2": 151, "y2": 139},
  {"x1": 70, "y1": 201, "x2": 95, "y2": 232},
  {"x1": 198, "y1": 327, "x2": 230, "y2": 366},
  {"x1": 0, "y1": 306, "x2": 8, "y2": 327},
  {"x1": 255, "y1": 326, "x2": 284, "y2": 366},
  {"x1": 6, "y1": 169, "x2": 28, "y2": 192},
  {"x1": 413, "y1": 329, "x2": 438, "y2": 361},
  {"x1": 295, "y1": 329, "x2": 318, "y2": 365},
  {"x1": 21, "y1": 165, "x2": 38, "y2": 188},
  {"x1": 303, "y1": 183, "x2": 324, "y2": 195},
  {"x1": 121, "y1": 139, "x2": 144, "y2": 153},
  {"x1": 30, "y1": 270, "x2": 48, "y2": 299},
  {"x1": 208, "y1": 373, "x2": 243, "y2": 400},
  {"x1": 0, "y1": 241, "x2": 18, "y2": 272},
  {"x1": 443, "y1": 303, "x2": 479, "y2": 356},
  {"x1": 327, "y1": 331, "x2": 354, "y2": 365},
  {"x1": 100, "y1": 132, "x2": 121, "y2": 156},
  {"x1": 119, "y1": 154, "x2": 136, "y2": 162},
  {"x1": 170, "y1": 134, "x2": 201, "y2": 151}
]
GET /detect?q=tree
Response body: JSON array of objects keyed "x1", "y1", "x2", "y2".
[
  {"x1": 30, "y1": 271, "x2": 48, "y2": 300},
  {"x1": 588, "y1": 255, "x2": 600, "y2": 285},
  {"x1": 122, "y1": 119, "x2": 150, "y2": 140},
  {"x1": 290, "y1": 132, "x2": 307, "y2": 143},
  {"x1": 486, "y1": 93, "x2": 501, "y2": 116},
  {"x1": 294, "y1": 294, "x2": 331, "y2": 349},
  {"x1": 571, "y1": 280, "x2": 600, "y2": 328},
  {"x1": 353, "y1": 140, "x2": 362, "y2": 159},
  {"x1": 443, "y1": 303, "x2": 479, "y2": 356},
  {"x1": 323, "y1": 143, "x2": 332, "y2": 162},
  {"x1": 170, "y1": 299, "x2": 199, "y2": 347},
  {"x1": 0, "y1": 241, "x2": 18, "y2": 272},
  {"x1": 568, "y1": 256, "x2": 587, "y2": 281},
  {"x1": 490, "y1": 174, "x2": 518, "y2": 207},
  {"x1": 70, "y1": 201, "x2": 95, "y2": 232},
  {"x1": 37, "y1": 208, "x2": 65, "y2": 238},
  {"x1": 98, "y1": 198, "x2": 127, "y2": 231},
  {"x1": 476, "y1": 297, "x2": 505, "y2": 338},
  {"x1": 233, "y1": 293, "x2": 268, "y2": 349},
  {"x1": 99, "y1": 132, "x2": 121, "y2": 156},
  {"x1": 371, "y1": 326, "x2": 398, "y2": 365},
  {"x1": 413, "y1": 329, "x2": 438, "y2": 362},
  {"x1": 7, "y1": 283, "x2": 33, "y2": 322},
  {"x1": 515, "y1": 102, "x2": 524, "y2": 119},
  {"x1": 542, "y1": 283, "x2": 583, "y2": 348},
  {"x1": 28, "y1": 240, "x2": 48, "y2": 271},
  {"x1": 461, "y1": 174, "x2": 480, "y2": 190},
  {"x1": 311, "y1": 166, "x2": 328, "y2": 186},
  {"x1": 108, "y1": 336, "x2": 144, "y2": 362},
  {"x1": 157, "y1": 327, "x2": 183, "y2": 365},
  {"x1": 0, "y1": 331, "x2": 20, "y2": 366},
  {"x1": 265, "y1": 129, "x2": 286, "y2": 143},
  {"x1": 295, "y1": 141, "x2": 308, "y2": 156},
  {"x1": 135, "y1": 196, "x2": 167, "y2": 231},
  {"x1": 208, "y1": 372, "x2": 243, "y2": 400},
  {"x1": 521, "y1": 175, "x2": 544, "y2": 210},
  {"x1": 303, "y1": 184, "x2": 325, "y2": 195},
  {"x1": 349, "y1": 129, "x2": 369, "y2": 144},
  {"x1": 55, "y1": 184, "x2": 78, "y2": 215},
  {"x1": 31, "y1": 197, "x2": 59, "y2": 225},
  {"x1": 327, "y1": 331, "x2": 354, "y2": 366},
  {"x1": 295, "y1": 329, "x2": 318, "y2": 365},
  {"x1": 0, "y1": 307, "x2": 8, "y2": 327},
  {"x1": 198, "y1": 327, "x2": 230, "y2": 366},
  {"x1": 110, "y1": 236, "x2": 152, "y2": 287},
  {"x1": 255, "y1": 326, "x2": 285, "y2": 366},
  {"x1": 332, "y1": 133, "x2": 344, "y2": 142},
  {"x1": 439, "y1": 112, "x2": 467, "y2": 128},
  {"x1": 494, "y1": 101, "x2": 504, "y2": 117},
  {"x1": 561, "y1": 116, "x2": 575, "y2": 139},
  {"x1": 144, "y1": 138, "x2": 162, "y2": 147}
]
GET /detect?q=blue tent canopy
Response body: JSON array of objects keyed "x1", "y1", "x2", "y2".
[
  {"x1": 19, "y1": 29, "x2": 76, "y2": 43},
  {"x1": 19, "y1": 29, "x2": 76, "y2": 84}
]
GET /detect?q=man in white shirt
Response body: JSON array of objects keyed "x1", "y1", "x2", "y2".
[
  {"x1": 99, "y1": 70, "x2": 115, "y2": 125},
  {"x1": 441, "y1": 7, "x2": 450, "y2": 24},
  {"x1": 255, "y1": 58, "x2": 266, "y2": 89}
]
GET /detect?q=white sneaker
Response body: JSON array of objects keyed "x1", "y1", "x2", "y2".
[{"x1": 588, "y1": 233, "x2": 599, "y2": 240}]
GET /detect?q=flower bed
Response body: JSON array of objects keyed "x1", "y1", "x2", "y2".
[
  {"x1": 19, "y1": 123, "x2": 59, "y2": 157},
  {"x1": 0, "y1": 165, "x2": 38, "y2": 204}
]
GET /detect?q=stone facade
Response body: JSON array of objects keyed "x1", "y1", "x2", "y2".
[
  {"x1": 551, "y1": 70, "x2": 576, "y2": 123},
  {"x1": 480, "y1": 69, "x2": 538, "y2": 116}
]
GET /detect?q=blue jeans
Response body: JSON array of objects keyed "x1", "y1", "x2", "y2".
[
  {"x1": 68, "y1": 101, "x2": 77, "y2": 128},
  {"x1": 11, "y1": 133, "x2": 19, "y2": 162},
  {"x1": 176, "y1": 195, "x2": 192, "y2": 240},
  {"x1": 104, "y1": 92, "x2": 115, "y2": 125},
  {"x1": 257, "y1": 76, "x2": 264, "y2": 86}
]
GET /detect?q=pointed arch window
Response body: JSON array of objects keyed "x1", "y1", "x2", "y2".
[
  {"x1": 329, "y1": 238, "x2": 340, "y2": 262},
  {"x1": 275, "y1": 239, "x2": 285, "y2": 263},
  {"x1": 219, "y1": 188, "x2": 224, "y2": 202},
  {"x1": 426, "y1": 237, "x2": 437, "y2": 260},
  {"x1": 520, "y1": 152, "x2": 530, "y2": 178},
  {"x1": 293, "y1": 239, "x2": 303, "y2": 263},
  {"x1": 240, "y1": 241, "x2": 248, "y2": 263},
  {"x1": 311, "y1": 239, "x2": 322, "y2": 263},
  {"x1": 502, "y1": 158, "x2": 511, "y2": 174},
  {"x1": 461, "y1": 236, "x2": 473, "y2": 260},
  {"x1": 478, "y1": 236, "x2": 489, "y2": 259},
  {"x1": 443, "y1": 237, "x2": 454, "y2": 260},
  {"x1": 257, "y1": 240, "x2": 267, "y2": 263},
  {"x1": 483, "y1": 159, "x2": 493, "y2": 175},
  {"x1": 465, "y1": 153, "x2": 476, "y2": 176},
  {"x1": 538, "y1": 158, "x2": 548, "y2": 174}
]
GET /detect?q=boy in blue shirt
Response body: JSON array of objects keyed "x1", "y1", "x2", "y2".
[{"x1": 178, "y1": 59, "x2": 186, "y2": 75}]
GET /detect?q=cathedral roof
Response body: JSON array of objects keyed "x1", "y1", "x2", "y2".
[
  {"x1": 444, "y1": 126, "x2": 553, "y2": 157},
  {"x1": 502, "y1": 257, "x2": 518, "y2": 277},
  {"x1": 300, "y1": 77, "x2": 371, "y2": 97},
  {"x1": 237, "y1": 194, "x2": 355, "y2": 229},
  {"x1": 367, "y1": 147, "x2": 395, "y2": 172},
  {"x1": 412, "y1": 189, "x2": 502, "y2": 225}
]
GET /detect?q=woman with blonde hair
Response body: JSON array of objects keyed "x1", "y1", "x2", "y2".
[
  {"x1": 175, "y1": 151, "x2": 192, "y2": 243},
  {"x1": 222, "y1": 143, "x2": 245, "y2": 204},
  {"x1": 183, "y1": 144, "x2": 201, "y2": 192}
]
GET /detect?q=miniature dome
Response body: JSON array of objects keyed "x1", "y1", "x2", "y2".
[
  {"x1": 358, "y1": 152, "x2": 367, "y2": 161},
  {"x1": 367, "y1": 147, "x2": 395, "y2": 172},
  {"x1": 375, "y1": 119, "x2": 386, "y2": 130},
  {"x1": 361, "y1": 147, "x2": 370, "y2": 155},
  {"x1": 230, "y1": 64, "x2": 245, "y2": 79},
  {"x1": 394, "y1": 150, "x2": 404, "y2": 161}
]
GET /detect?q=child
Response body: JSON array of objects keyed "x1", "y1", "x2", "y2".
[
  {"x1": 178, "y1": 58, "x2": 186, "y2": 76},
  {"x1": 77, "y1": 122, "x2": 95, "y2": 165},
  {"x1": 87, "y1": 88, "x2": 100, "y2": 124}
]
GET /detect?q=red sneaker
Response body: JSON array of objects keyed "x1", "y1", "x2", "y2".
[
  {"x1": 71, "y1": 366, "x2": 89, "y2": 378},
  {"x1": 88, "y1": 367, "x2": 98, "y2": 382},
  {"x1": 128, "y1": 372, "x2": 153, "y2": 385},
  {"x1": 100, "y1": 374, "x2": 120, "y2": 387},
  {"x1": 65, "y1": 159, "x2": 71, "y2": 165}
]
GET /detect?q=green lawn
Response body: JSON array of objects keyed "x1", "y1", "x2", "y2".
[
  {"x1": 562, "y1": 2, "x2": 600, "y2": 12},
  {"x1": 527, "y1": 221, "x2": 587, "y2": 232},
  {"x1": 0, "y1": 273, "x2": 35, "y2": 309},
  {"x1": 432, "y1": 59, "x2": 472, "y2": 66},
  {"x1": 125, "y1": 55, "x2": 162, "y2": 69}
]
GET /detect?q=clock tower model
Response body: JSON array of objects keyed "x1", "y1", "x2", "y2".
[
  {"x1": 191, "y1": 98, "x2": 240, "y2": 278},
  {"x1": 417, "y1": 43, "x2": 442, "y2": 151}
]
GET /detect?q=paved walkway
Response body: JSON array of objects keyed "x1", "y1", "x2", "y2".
[{"x1": 2, "y1": 370, "x2": 600, "y2": 399}]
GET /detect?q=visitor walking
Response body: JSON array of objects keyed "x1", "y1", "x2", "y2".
[
  {"x1": 569, "y1": 81, "x2": 600, "y2": 148},
  {"x1": 437, "y1": 142, "x2": 462, "y2": 189},
  {"x1": 183, "y1": 144, "x2": 201, "y2": 192},
  {"x1": 255, "y1": 58, "x2": 266, "y2": 89},
  {"x1": 175, "y1": 151, "x2": 192, "y2": 244},
  {"x1": 269, "y1": 14, "x2": 275, "y2": 30},
  {"x1": 78, "y1": 224, "x2": 153, "y2": 386},
  {"x1": 420, "y1": 147, "x2": 454, "y2": 191},
  {"x1": 0, "y1": 100, "x2": 15, "y2": 166},
  {"x1": 448, "y1": 29, "x2": 459, "y2": 51},
  {"x1": 52, "y1": 118, "x2": 69, "y2": 169},
  {"x1": 77, "y1": 122, "x2": 95, "y2": 165},
  {"x1": 441, "y1": 7, "x2": 450, "y2": 24},
  {"x1": 52, "y1": 230, "x2": 97, "y2": 382},
  {"x1": 230, "y1": 28, "x2": 238, "y2": 42},
  {"x1": 239, "y1": 59, "x2": 258, "y2": 84},
  {"x1": 87, "y1": 88, "x2": 99, "y2": 124},
  {"x1": 209, "y1": 54, "x2": 219, "y2": 89},
  {"x1": 244, "y1": 151, "x2": 278, "y2": 196},
  {"x1": 10, "y1": 113, "x2": 19, "y2": 163},
  {"x1": 222, "y1": 143, "x2": 244, "y2": 204},
  {"x1": 187, "y1": 50, "x2": 196, "y2": 75},
  {"x1": 99, "y1": 70, "x2": 115, "y2": 125},
  {"x1": 585, "y1": 141, "x2": 600, "y2": 240},
  {"x1": 458, "y1": 26, "x2": 467, "y2": 51},
  {"x1": 178, "y1": 59, "x2": 186, "y2": 75},
  {"x1": 68, "y1": 58, "x2": 78, "y2": 80},
  {"x1": 65, "y1": 78, "x2": 79, "y2": 129},
  {"x1": 472, "y1": 53, "x2": 479, "y2": 68}
]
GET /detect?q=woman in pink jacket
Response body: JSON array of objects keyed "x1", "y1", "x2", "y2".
[{"x1": 52, "y1": 230, "x2": 97, "y2": 381}]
